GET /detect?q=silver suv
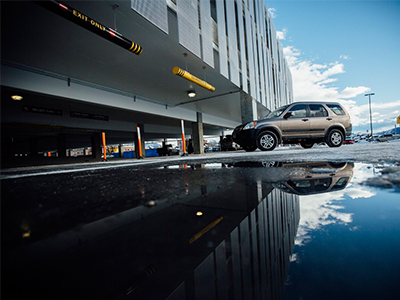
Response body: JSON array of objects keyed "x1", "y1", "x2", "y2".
[{"x1": 232, "y1": 102, "x2": 352, "y2": 151}]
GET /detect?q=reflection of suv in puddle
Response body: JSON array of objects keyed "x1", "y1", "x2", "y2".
[
  {"x1": 230, "y1": 160, "x2": 354, "y2": 195},
  {"x1": 233, "y1": 102, "x2": 352, "y2": 151},
  {"x1": 273, "y1": 161, "x2": 354, "y2": 195}
]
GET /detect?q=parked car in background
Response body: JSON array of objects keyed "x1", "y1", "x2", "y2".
[
  {"x1": 156, "y1": 144, "x2": 179, "y2": 156},
  {"x1": 221, "y1": 135, "x2": 240, "y2": 151},
  {"x1": 375, "y1": 134, "x2": 394, "y2": 142},
  {"x1": 343, "y1": 137, "x2": 355, "y2": 145},
  {"x1": 233, "y1": 101, "x2": 352, "y2": 151}
]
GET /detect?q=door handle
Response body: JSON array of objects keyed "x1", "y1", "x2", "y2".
[
  {"x1": 302, "y1": 118, "x2": 309, "y2": 122},
  {"x1": 326, "y1": 117, "x2": 332, "y2": 121}
]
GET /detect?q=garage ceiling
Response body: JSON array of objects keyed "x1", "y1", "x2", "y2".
[{"x1": 1, "y1": 0, "x2": 243, "y2": 123}]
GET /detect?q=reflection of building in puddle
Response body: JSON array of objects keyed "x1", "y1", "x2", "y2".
[
  {"x1": 3, "y1": 163, "x2": 300, "y2": 300},
  {"x1": 165, "y1": 189, "x2": 300, "y2": 300},
  {"x1": 228, "y1": 161, "x2": 358, "y2": 254}
]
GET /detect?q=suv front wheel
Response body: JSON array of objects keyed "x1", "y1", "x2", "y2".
[
  {"x1": 257, "y1": 131, "x2": 278, "y2": 151},
  {"x1": 326, "y1": 129, "x2": 344, "y2": 147}
]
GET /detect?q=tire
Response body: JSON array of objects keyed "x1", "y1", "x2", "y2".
[
  {"x1": 328, "y1": 162, "x2": 347, "y2": 168},
  {"x1": 257, "y1": 131, "x2": 278, "y2": 151},
  {"x1": 326, "y1": 129, "x2": 344, "y2": 147},
  {"x1": 300, "y1": 142, "x2": 314, "y2": 149},
  {"x1": 244, "y1": 145, "x2": 257, "y2": 152}
]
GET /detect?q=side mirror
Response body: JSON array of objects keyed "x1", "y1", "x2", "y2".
[{"x1": 283, "y1": 112, "x2": 292, "y2": 119}]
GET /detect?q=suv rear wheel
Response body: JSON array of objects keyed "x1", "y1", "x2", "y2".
[
  {"x1": 257, "y1": 131, "x2": 278, "y2": 151},
  {"x1": 326, "y1": 129, "x2": 344, "y2": 147}
]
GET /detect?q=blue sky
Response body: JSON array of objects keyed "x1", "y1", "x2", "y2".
[{"x1": 266, "y1": 0, "x2": 400, "y2": 134}]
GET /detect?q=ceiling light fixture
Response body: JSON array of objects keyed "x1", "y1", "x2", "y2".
[
  {"x1": 11, "y1": 95, "x2": 23, "y2": 101},
  {"x1": 187, "y1": 90, "x2": 196, "y2": 98}
]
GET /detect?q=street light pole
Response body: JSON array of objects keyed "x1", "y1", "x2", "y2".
[{"x1": 364, "y1": 93, "x2": 375, "y2": 139}]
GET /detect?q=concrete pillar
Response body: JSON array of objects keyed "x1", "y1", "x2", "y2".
[
  {"x1": 135, "y1": 123, "x2": 146, "y2": 158},
  {"x1": 240, "y1": 91, "x2": 258, "y2": 124},
  {"x1": 2, "y1": 137, "x2": 14, "y2": 157},
  {"x1": 192, "y1": 112, "x2": 204, "y2": 154},
  {"x1": 118, "y1": 144, "x2": 123, "y2": 158},
  {"x1": 57, "y1": 133, "x2": 67, "y2": 158},
  {"x1": 91, "y1": 133, "x2": 101, "y2": 159}
]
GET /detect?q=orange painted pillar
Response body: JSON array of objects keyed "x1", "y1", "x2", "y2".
[
  {"x1": 137, "y1": 126, "x2": 143, "y2": 158},
  {"x1": 102, "y1": 132, "x2": 107, "y2": 160},
  {"x1": 181, "y1": 119, "x2": 187, "y2": 156}
]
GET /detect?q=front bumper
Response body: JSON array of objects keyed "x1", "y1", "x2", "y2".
[{"x1": 232, "y1": 125, "x2": 257, "y2": 147}]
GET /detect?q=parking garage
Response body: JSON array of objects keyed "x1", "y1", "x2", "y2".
[{"x1": 1, "y1": 0, "x2": 292, "y2": 167}]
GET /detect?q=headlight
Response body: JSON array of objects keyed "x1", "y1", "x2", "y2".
[{"x1": 243, "y1": 121, "x2": 257, "y2": 130}]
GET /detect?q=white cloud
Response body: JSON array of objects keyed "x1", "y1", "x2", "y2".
[
  {"x1": 346, "y1": 99, "x2": 400, "y2": 128},
  {"x1": 282, "y1": 45, "x2": 400, "y2": 131},
  {"x1": 340, "y1": 55, "x2": 351, "y2": 60},
  {"x1": 276, "y1": 28, "x2": 288, "y2": 40},
  {"x1": 283, "y1": 46, "x2": 365, "y2": 104},
  {"x1": 340, "y1": 87, "x2": 370, "y2": 99},
  {"x1": 268, "y1": 7, "x2": 277, "y2": 19}
]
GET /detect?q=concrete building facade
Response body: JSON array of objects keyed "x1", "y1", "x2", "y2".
[{"x1": 1, "y1": 0, "x2": 292, "y2": 162}]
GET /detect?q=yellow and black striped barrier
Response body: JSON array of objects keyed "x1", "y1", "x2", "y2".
[
  {"x1": 173, "y1": 67, "x2": 215, "y2": 92},
  {"x1": 35, "y1": 1, "x2": 142, "y2": 55}
]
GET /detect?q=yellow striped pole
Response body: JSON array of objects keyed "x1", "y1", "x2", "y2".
[
  {"x1": 35, "y1": 1, "x2": 142, "y2": 55},
  {"x1": 173, "y1": 67, "x2": 215, "y2": 92}
]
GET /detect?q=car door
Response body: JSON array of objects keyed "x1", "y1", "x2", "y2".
[
  {"x1": 308, "y1": 104, "x2": 330, "y2": 138},
  {"x1": 281, "y1": 104, "x2": 310, "y2": 139}
]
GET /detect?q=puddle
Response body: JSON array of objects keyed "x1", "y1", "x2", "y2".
[
  {"x1": 1, "y1": 161, "x2": 399, "y2": 299},
  {"x1": 284, "y1": 163, "x2": 400, "y2": 300}
]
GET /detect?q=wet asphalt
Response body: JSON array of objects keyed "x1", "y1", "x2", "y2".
[{"x1": 1, "y1": 142, "x2": 399, "y2": 299}]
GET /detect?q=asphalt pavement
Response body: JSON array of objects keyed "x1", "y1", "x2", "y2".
[
  {"x1": 2, "y1": 142, "x2": 400, "y2": 180},
  {"x1": 2, "y1": 141, "x2": 399, "y2": 299}
]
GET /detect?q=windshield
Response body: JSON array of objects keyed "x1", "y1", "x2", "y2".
[{"x1": 265, "y1": 105, "x2": 289, "y2": 119}]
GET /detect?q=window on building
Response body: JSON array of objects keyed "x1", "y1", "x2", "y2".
[
  {"x1": 210, "y1": 0, "x2": 217, "y2": 22},
  {"x1": 243, "y1": 15, "x2": 249, "y2": 77},
  {"x1": 234, "y1": 1, "x2": 241, "y2": 51}
]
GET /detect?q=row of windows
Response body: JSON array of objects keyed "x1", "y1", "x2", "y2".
[
  {"x1": 132, "y1": 0, "x2": 292, "y2": 110},
  {"x1": 287, "y1": 104, "x2": 346, "y2": 118}
]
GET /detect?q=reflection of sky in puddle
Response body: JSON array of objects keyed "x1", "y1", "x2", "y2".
[
  {"x1": 295, "y1": 163, "x2": 377, "y2": 246},
  {"x1": 285, "y1": 163, "x2": 400, "y2": 300}
]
